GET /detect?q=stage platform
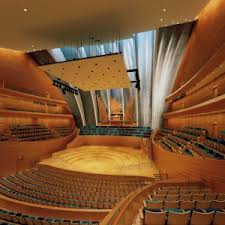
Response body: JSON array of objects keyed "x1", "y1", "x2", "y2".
[{"x1": 40, "y1": 145, "x2": 158, "y2": 177}]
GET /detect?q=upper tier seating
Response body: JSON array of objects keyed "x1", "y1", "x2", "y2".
[
  {"x1": 156, "y1": 127, "x2": 225, "y2": 160},
  {"x1": 2, "y1": 124, "x2": 75, "y2": 142},
  {"x1": 0, "y1": 165, "x2": 149, "y2": 209},
  {"x1": 0, "y1": 209, "x2": 99, "y2": 225},
  {"x1": 9, "y1": 124, "x2": 55, "y2": 142},
  {"x1": 140, "y1": 184, "x2": 225, "y2": 225}
]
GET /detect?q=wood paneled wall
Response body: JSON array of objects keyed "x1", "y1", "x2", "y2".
[
  {"x1": 173, "y1": 0, "x2": 225, "y2": 91},
  {"x1": 0, "y1": 133, "x2": 75, "y2": 177},
  {"x1": 0, "y1": 48, "x2": 63, "y2": 100}
]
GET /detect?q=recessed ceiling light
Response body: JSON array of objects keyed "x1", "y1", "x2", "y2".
[
  {"x1": 160, "y1": 18, "x2": 163, "y2": 22},
  {"x1": 23, "y1": 8, "x2": 28, "y2": 12},
  {"x1": 163, "y1": 8, "x2": 167, "y2": 12}
]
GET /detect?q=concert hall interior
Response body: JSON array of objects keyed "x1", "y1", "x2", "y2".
[{"x1": 0, "y1": 0, "x2": 225, "y2": 224}]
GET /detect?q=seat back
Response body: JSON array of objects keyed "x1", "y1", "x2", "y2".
[
  {"x1": 166, "y1": 195, "x2": 179, "y2": 201},
  {"x1": 145, "y1": 200, "x2": 164, "y2": 209},
  {"x1": 211, "y1": 200, "x2": 225, "y2": 209},
  {"x1": 180, "y1": 200, "x2": 195, "y2": 210},
  {"x1": 192, "y1": 194, "x2": 205, "y2": 201},
  {"x1": 195, "y1": 200, "x2": 212, "y2": 209},
  {"x1": 205, "y1": 193, "x2": 217, "y2": 201},
  {"x1": 213, "y1": 211, "x2": 225, "y2": 225},
  {"x1": 179, "y1": 194, "x2": 192, "y2": 201},
  {"x1": 144, "y1": 210, "x2": 166, "y2": 225},
  {"x1": 190, "y1": 211, "x2": 214, "y2": 225},
  {"x1": 167, "y1": 211, "x2": 191, "y2": 225},
  {"x1": 217, "y1": 193, "x2": 225, "y2": 201},
  {"x1": 152, "y1": 195, "x2": 165, "y2": 201},
  {"x1": 164, "y1": 201, "x2": 179, "y2": 209}
]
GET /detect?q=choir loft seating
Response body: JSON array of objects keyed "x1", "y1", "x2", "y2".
[
  {"x1": 0, "y1": 165, "x2": 151, "y2": 210},
  {"x1": 139, "y1": 185, "x2": 225, "y2": 225},
  {"x1": 156, "y1": 127, "x2": 225, "y2": 160},
  {"x1": 0, "y1": 125, "x2": 75, "y2": 142},
  {"x1": 79, "y1": 125, "x2": 152, "y2": 138}
]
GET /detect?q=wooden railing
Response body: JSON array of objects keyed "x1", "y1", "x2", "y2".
[{"x1": 100, "y1": 180, "x2": 202, "y2": 225}]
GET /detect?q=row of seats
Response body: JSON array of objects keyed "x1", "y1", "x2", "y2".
[
  {"x1": 140, "y1": 208, "x2": 225, "y2": 225},
  {"x1": 156, "y1": 127, "x2": 225, "y2": 159},
  {"x1": 0, "y1": 165, "x2": 148, "y2": 209},
  {"x1": 3, "y1": 125, "x2": 75, "y2": 142},
  {"x1": 0, "y1": 209, "x2": 99, "y2": 225},
  {"x1": 138, "y1": 184, "x2": 225, "y2": 225},
  {"x1": 144, "y1": 199, "x2": 225, "y2": 210}
]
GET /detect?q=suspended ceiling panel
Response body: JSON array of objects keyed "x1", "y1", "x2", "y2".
[
  {"x1": 40, "y1": 54, "x2": 130, "y2": 91},
  {"x1": 0, "y1": 0, "x2": 209, "y2": 51}
]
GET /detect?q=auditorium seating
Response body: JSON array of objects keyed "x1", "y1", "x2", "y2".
[
  {"x1": 156, "y1": 127, "x2": 225, "y2": 160},
  {"x1": 0, "y1": 165, "x2": 149, "y2": 209},
  {"x1": 140, "y1": 184, "x2": 225, "y2": 225},
  {"x1": 9, "y1": 124, "x2": 55, "y2": 142},
  {"x1": 0, "y1": 209, "x2": 99, "y2": 225},
  {"x1": 0, "y1": 125, "x2": 75, "y2": 142}
]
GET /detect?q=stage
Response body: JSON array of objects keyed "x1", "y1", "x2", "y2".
[{"x1": 40, "y1": 145, "x2": 158, "y2": 177}]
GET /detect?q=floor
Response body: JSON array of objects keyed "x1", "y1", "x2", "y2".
[{"x1": 40, "y1": 145, "x2": 158, "y2": 177}]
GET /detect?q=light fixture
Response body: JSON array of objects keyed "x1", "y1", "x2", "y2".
[
  {"x1": 23, "y1": 8, "x2": 28, "y2": 12},
  {"x1": 160, "y1": 18, "x2": 163, "y2": 22},
  {"x1": 163, "y1": 8, "x2": 167, "y2": 12},
  {"x1": 185, "y1": 19, "x2": 188, "y2": 21}
]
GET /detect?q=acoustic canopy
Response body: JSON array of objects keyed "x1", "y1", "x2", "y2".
[{"x1": 39, "y1": 54, "x2": 130, "y2": 91}]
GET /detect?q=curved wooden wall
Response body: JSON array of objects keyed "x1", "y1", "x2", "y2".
[
  {"x1": 0, "y1": 133, "x2": 75, "y2": 177},
  {"x1": 151, "y1": 132, "x2": 225, "y2": 192},
  {"x1": 67, "y1": 135, "x2": 148, "y2": 149},
  {"x1": 173, "y1": 0, "x2": 225, "y2": 91},
  {"x1": 0, "y1": 48, "x2": 64, "y2": 100}
]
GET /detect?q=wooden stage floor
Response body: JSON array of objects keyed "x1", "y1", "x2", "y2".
[{"x1": 40, "y1": 145, "x2": 159, "y2": 177}]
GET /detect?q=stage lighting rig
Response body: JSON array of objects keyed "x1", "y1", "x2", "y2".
[
  {"x1": 52, "y1": 78, "x2": 79, "y2": 95},
  {"x1": 127, "y1": 69, "x2": 140, "y2": 91}
]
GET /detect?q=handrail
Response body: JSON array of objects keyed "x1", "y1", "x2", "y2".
[
  {"x1": 100, "y1": 180, "x2": 202, "y2": 225},
  {"x1": 166, "y1": 42, "x2": 225, "y2": 102}
]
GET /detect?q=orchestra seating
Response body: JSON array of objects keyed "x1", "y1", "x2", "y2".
[
  {"x1": 0, "y1": 209, "x2": 99, "y2": 225},
  {"x1": 140, "y1": 185, "x2": 225, "y2": 225},
  {"x1": 156, "y1": 127, "x2": 225, "y2": 160},
  {"x1": 0, "y1": 125, "x2": 75, "y2": 142},
  {"x1": 0, "y1": 165, "x2": 150, "y2": 210}
]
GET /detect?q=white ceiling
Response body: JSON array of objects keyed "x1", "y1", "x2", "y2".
[{"x1": 0, "y1": 0, "x2": 209, "y2": 51}]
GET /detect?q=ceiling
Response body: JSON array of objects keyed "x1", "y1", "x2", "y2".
[
  {"x1": 40, "y1": 54, "x2": 131, "y2": 91},
  {"x1": 0, "y1": 0, "x2": 209, "y2": 51}
]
